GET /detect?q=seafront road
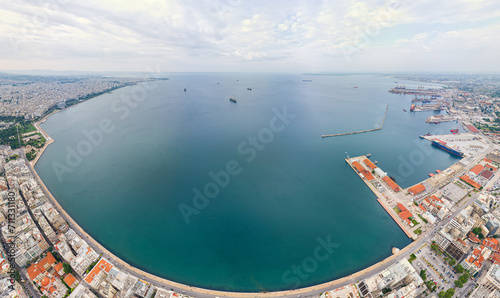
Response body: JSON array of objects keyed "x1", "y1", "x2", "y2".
[{"x1": 17, "y1": 119, "x2": 488, "y2": 298}]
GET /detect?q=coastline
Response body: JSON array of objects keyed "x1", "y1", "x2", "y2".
[
  {"x1": 27, "y1": 119, "x2": 418, "y2": 297},
  {"x1": 25, "y1": 153, "x2": 424, "y2": 297}
]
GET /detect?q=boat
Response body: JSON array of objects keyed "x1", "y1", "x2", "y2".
[
  {"x1": 366, "y1": 153, "x2": 371, "y2": 158},
  {"x1": 303, "y1": 80, "x2": 312, "y2": 82},
  {"x1": 353, "y1": 86, "x2": 358, "y2": 88},
  {"x1": 403, "y1": 109, "x2": 407, "y2": 112},
  {"x1": 410, "y1": 104, "x2": 416, "y2": 112},
  {"x1": 374, "y1": 161, "x2": 378, "y2": 164},
  {"x1": 431, "y1": 139, "x2": 464, "y2": 158},
  {"x1": 247, "y1": 88, "x2": 252, "y2": 90},
  {"x1": 419, "y1": 132, "x2": 432, "y2": 139},
  {"x1": 450, "y1": 128, "x2": 459, "y2": 134},
  {"x1": 184, "y1": 88, "x2": 186, "y2": 92},
  {"x1": 229, "y1": 97, "x2": 237, "y2": 103}
]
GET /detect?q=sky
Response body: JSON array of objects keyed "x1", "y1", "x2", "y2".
[{"x1": 1, "y1": 0, "x2": 499, "y2": 73}]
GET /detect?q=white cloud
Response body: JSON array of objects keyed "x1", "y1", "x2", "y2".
[{"x1": 0, "y1": 0, "x2": 499, "y2": 72}]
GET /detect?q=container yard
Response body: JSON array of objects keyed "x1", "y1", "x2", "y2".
[
  {"x1": 425, "y1": 115, "x2": 458, "y2": 123},
  {"x1": 388, "y1": 85, "x2": 447, "y2": 97},
  {"x1": 420, "y1": 133, "x2": 490, "y2": 162},
  {"x1": 413, "y1": 103, "x2": 442, "y2": 112}
]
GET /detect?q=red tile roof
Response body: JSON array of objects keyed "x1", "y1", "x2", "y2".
[
  {"x1": 460, "y1": 175, "x2": 482, "y2": 189},
  {"x1": 363, "y1": 159, "x2": 377, "y2": 170},
  {"x1": 470, "y1": 164, "x2": 484, "y2": 175},
  {"x1": 84, "y1": 258, "x2": 113, "y2": 285},
  {"x1": 363, "y1": 171, "x2": 374, "y2": 181},
  {"x1": 352, "y1": 161, "x2": 365, "y2": 173},
  {"x1": 383, "y1": 176, "x2": 401, "y2": 192},
  {"x1": 408, "y1": 184, "x2": 426, "y2": 195},
  {"x1": 467, "y1": 125, "x2": 479, "y2": 133},
  {"x1": 64, "y1": 274, "x2": 77, "y2": 288},
  {"x1": 27, "y1": 263, "x2": 46, "y2": 281},
  {"x1": 491, "y1": 253, "x2": 500, "y2": 264},
  {"x1": 399, "y1": 210, "x2": 413, "y2": 221},
  {"x1": 473, "y1": 248, "x2": 481, "y2": 257},
  {"x1": 485, "y1": 163, "x2": 497, "y2": 171},
  {"x1": 468, "y1": 232, "x2": 480, "y2": 243}
]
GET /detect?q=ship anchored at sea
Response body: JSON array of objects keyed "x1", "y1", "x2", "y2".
[{"x1": 229, "y1": 97, "x2": 237, "y2": 103}]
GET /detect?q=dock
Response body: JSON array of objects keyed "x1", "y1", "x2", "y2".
[
  {"x1": 345, "y1": 155, "x2": 414, "y2": 239},
  {"x1": 426, "y1": 114, "x2": 457, "y2": 123},
  {"x1": 376, "y1": 198, "x2": 413, "y2": 238},
  {"x1": 322, "y1": 105, "x2": 388, "y2": 138}
]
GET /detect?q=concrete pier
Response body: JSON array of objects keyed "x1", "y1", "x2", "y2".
[
  {"x1": 322, "y1": 105, "x2": 388, "y2": 138},
  {"x1": 345, "y1": 155, "x2": 413, "y2": 239}
]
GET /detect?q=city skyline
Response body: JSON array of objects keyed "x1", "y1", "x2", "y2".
[{"x1": 1, "y1": 0, "x2": 500, "y2": 73}]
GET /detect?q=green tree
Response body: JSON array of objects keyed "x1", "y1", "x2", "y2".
[
  {"x1": 449, "y1": 259, "x2": 456, "y2": 266},
  {"x1": 13, "y1": 270, "x2": 21, "y2": 281},
  {"x1": 459, "y1": 272, "x2": 469, "y2": 284},
  {"x1": 438, "y1": 291, "x2": 447, "y2": 298},
  {"x1": 454, "y1": 280, "x2": 463, "y2": 288},
  {"x1": 446, "y1": 288, "x2": 455, "y2": 297},
  {"x1": 420, "y1": 269, "x2": 427, "y2": 281},
  {"x1": 473, "y1": 227, "x2": 482, "y2": 235},
  {"x1": 455, "y1": 264, "x2": 464, "y2": 273},
  {"x1": 63, "y1": 263, "x2": 72, "y2": 274}
]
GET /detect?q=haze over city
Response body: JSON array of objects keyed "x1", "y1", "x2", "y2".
[{"x1": 1, "y1": 0, "x2": 500, "y2": 73}]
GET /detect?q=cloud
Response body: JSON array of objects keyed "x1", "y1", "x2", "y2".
[{"x1": 0, "y1": 0, "x2": 499, "y2": 72}]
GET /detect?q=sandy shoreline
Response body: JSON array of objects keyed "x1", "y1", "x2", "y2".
[{"x1": 26, "y1": 99, "x2": 417, "y2": 297}]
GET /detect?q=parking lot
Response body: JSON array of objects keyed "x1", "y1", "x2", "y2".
[
  {"x1": 411, "y1": 243, "x2": 469, "y2": 294},
  {"x1": 440, "y1": 182, "x2": 469, "y2": 203}
]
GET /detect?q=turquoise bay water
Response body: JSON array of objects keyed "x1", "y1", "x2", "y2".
[{"x1": 36, "y1": 74, "x2": 460, "y2": 291}]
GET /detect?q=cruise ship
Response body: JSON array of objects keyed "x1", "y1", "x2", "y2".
[{"x1": 431, "y1": 139, "x2": 464, "y2": 157}]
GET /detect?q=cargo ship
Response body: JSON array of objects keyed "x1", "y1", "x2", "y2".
[
  {"x1": 229, "y1": 97, "x2": 237, "y2": 103},
  {"x1": 431, "y1": 139, "x2": 464, "y2": 158},
  {"x1": 410, "y1": 104, "x2": 416, "y2": 112}
]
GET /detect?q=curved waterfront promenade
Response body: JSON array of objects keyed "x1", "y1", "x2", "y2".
[{"x1": 28, "y1": 112, "x2": 418, "y2": 298}]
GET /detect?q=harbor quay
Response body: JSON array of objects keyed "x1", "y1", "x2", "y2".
[{"x1": 345, "y1": 156, "x2": 415, "y2": 239}]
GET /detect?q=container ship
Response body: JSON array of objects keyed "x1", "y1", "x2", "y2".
[{"x1": 431, "y1": 139, "x2": 464, "y2": 157}]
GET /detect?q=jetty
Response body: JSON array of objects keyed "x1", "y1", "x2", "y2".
[
  {"x1": 345, "y1": 155, "x2": 414, "y2": 239},
  {"x1": 322, "y1": 105, "x2": 388, "y2": 138}
]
